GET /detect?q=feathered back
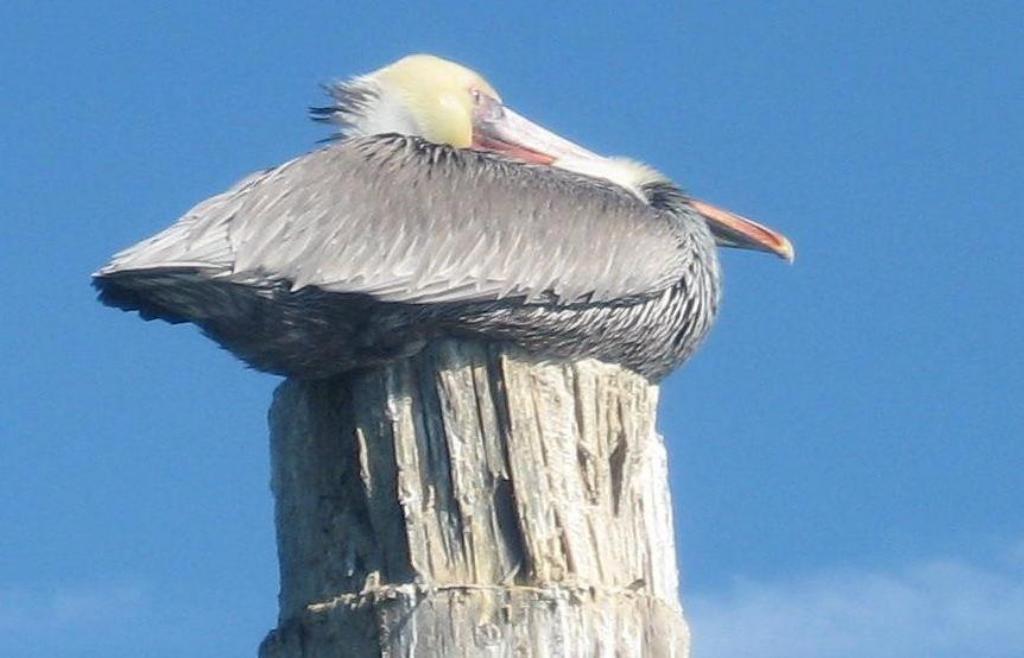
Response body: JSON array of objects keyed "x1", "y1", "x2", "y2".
[{"x1": 97, "y1": 136, "x2": 695, "y2": 309}]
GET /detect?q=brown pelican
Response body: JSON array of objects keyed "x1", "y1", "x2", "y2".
[{"x1": 94, "y1": 54, "x2": 793, "y2": 381}]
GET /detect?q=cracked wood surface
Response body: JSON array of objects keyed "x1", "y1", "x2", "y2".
[{"x1": 259, "y1": 340, "x2": 689, "y2": 657}]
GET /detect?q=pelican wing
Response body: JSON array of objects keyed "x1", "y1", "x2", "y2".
[{"x1": 101, "y1": 136, "x2": 688, "y2": 306}]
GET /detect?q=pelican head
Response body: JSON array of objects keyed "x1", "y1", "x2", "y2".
[
  {"x1": 314, "y1": 54, "x2": 794, "y2": 262},
  {"x1": 314, "y1": 54, "x2": 597, "y2": 165}
]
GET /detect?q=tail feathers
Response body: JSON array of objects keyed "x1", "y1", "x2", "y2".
[
  {"x1": 92, "y1": 267, "x2": 386, "y2": 378},
  {"x1": 93, "y1": 268, "x2": 260, "y2": 326}
]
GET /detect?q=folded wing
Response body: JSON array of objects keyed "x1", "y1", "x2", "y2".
[{"x1": 97, "y1": 136, "x2": 687, "y2": 311}]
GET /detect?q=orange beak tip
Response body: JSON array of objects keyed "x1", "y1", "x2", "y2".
[{"x1": 780, "y1": 239, "x2": 796, "y2": 264}]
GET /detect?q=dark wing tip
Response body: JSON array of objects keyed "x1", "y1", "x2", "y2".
[{"x1": 92, "y1": 271, "x2": 190, "y2": 324}]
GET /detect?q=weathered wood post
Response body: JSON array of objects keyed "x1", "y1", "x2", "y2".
[{"x1": 258, "y1": 340, "x2": 690, "y2": 657}]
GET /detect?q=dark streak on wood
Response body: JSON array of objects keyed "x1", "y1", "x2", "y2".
[{"x1": 259, "y1": 340, "x2": 690, "y2": 657}]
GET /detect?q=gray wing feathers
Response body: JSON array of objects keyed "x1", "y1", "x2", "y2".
[{"x1": 103, "y1": 137, "x2": 686, "y2": 306}]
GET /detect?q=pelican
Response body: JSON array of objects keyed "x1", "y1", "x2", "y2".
[{"x1": 94, "y1": 54, "x2": 793, "y2": 381}]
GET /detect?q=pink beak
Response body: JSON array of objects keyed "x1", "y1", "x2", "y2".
[
  {"x1": 690, "y1": 200, "x2": 795, "y2": 262},
  {"x1": 473, "y1": 106, "x2": 795, "y2": 263}
]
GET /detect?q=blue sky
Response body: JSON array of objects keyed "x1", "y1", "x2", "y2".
[{"x1": 2, "y1": 2, "x2": 1022, "y2": 656}]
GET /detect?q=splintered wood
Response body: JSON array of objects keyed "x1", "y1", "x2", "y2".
[{"x1": 259, "y1": 341, "x2": 689, "y2": 658}]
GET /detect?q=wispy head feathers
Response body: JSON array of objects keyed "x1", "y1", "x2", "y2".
[{"x1": 309, "y1": 78, "x2": 381, "y2": 138}]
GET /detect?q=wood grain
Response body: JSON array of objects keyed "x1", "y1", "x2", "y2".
[{"x1": 259, "y1": 340, "x2": 689, "y2": 657}]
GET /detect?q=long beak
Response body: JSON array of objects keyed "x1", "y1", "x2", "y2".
[
  {"x1": 472, "y1": 107, "x2": 600, "y2": 165},
  {"x1": 475, "y1": 109, "x2": 795, "y2": 263},
  {"x1": 691, "y1": 200, "x2": 795, "y2": 263}
]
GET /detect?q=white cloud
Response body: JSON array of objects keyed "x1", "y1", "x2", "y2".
[
  {"x1": 4, "y1": 550, "x2": 1023, "y2": 657},
  {"x1": 0, "y1": 578, "x2": 270, "y2": 656},
  {"x1": 51, "y1": 583, "x2": 147, "y2": 624},
  {"x1": 0, "y1": 580, "x2": 149, "y2": 631},
  {"x1": 687, "y1": 545, "x2": 1024, "y2": 658}
]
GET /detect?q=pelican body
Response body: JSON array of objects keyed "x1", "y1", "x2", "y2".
[{"x1": 95, "y1": 55, "x2": 792, "y2": 381}]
